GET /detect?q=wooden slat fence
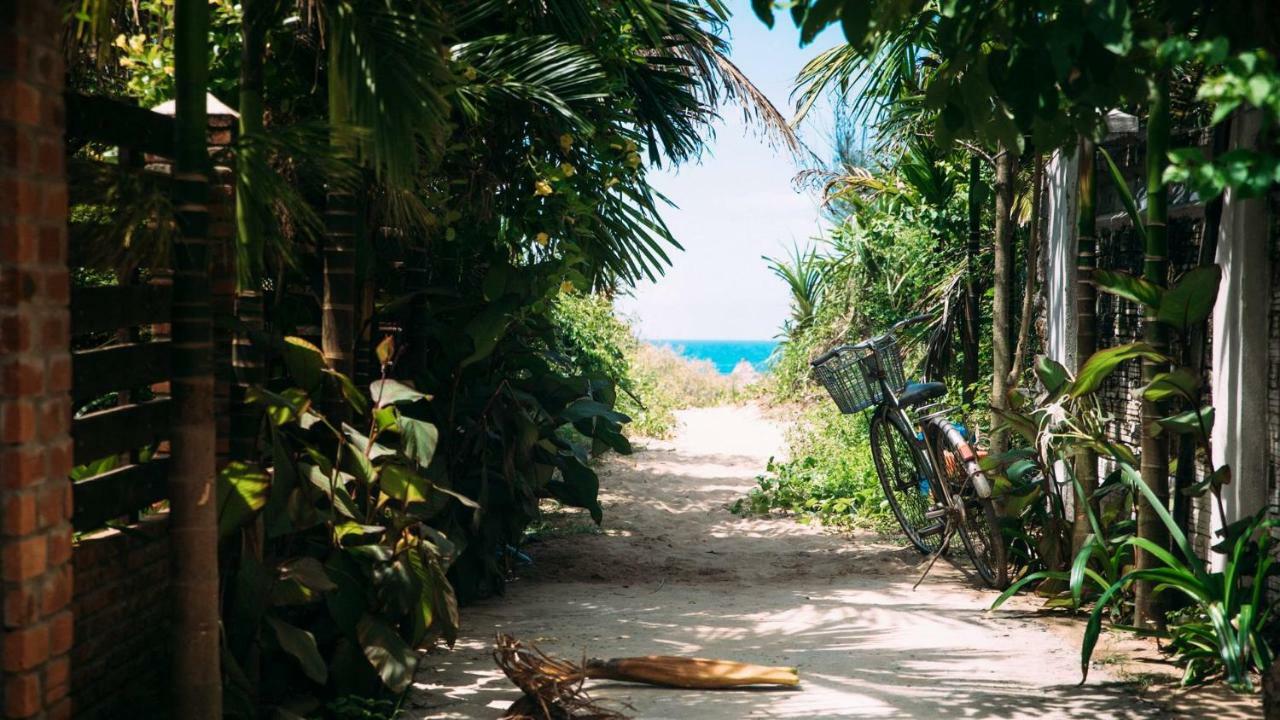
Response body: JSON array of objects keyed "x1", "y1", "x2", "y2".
[{"x1": 66, "y1": 92, "x2": 177, "y2": 531}]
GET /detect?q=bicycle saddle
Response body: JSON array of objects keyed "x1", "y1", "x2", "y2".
[{"x1": 898, "y1": 381, "x2": 946, "y2": 408}]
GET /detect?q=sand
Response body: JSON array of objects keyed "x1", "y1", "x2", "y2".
[{"x1": 410, "y1": 405, "x2": 1260, "y2": 719}]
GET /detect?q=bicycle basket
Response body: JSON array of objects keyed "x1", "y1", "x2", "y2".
[{"x1": 812, "y1": 335, "x2": 907, "y2": 413}]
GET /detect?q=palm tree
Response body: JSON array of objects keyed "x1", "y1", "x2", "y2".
[
  {"x1": 1073, "y1": 137, "x2": 1099, "y2": 556},
  {"x1": 169, "y1": 0, "x2": 221, "y2": 715}
]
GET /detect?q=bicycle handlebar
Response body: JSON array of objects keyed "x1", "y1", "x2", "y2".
[{"x1": 809, "y1": 314, "x2": 934, "y2": 368}]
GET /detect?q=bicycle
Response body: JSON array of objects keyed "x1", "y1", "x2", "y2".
[{"x1": 810, "y1": 315, "x2": 1009, "y2": 589}]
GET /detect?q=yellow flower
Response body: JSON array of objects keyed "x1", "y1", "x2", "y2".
[
  {"x1": 624, "y1": 139, "x2": 638, "y2": 152},
  {"x1": 114, "y1": 34, "x2": 129, "y2": 50},
  {"x1": 535, "y1": 232, "x2": 550, "y2": 246},
  {"x1": 559, "y1": 133, "x2": 573, "y2": 153},
  {"x1": 463, "y1": 66, "x2": 478, "y2": 81},
  {"x1": 626, "y1": 152, "x2": 641, "y2": 169},
  {"x1": 534, "y1": 179, "x2": 553, "y2": 197},
  {"x1": 604, "y1": 177, "x2": 620, "y2": 188},
  {"x1": 559, "y1": 280, "x2": 575, "y2": 294},
  {"x1": 559, "y1": 162, "x2": 576, "y2": 177}
]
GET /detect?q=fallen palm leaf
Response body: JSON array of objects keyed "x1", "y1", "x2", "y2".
[{"x1": 493, "y1": 634, "x2": 800, "y2": 719}]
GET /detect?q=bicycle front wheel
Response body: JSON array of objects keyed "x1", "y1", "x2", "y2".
[
  {"x1": 869, "y1": 410, "x2": 943, "y2": 554},
  {"x1": 925, "y1": 418, "x2": 1008, "y2": 589}
]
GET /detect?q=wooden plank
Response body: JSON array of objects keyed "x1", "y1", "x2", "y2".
[
  {"x1": 66, "y1": 92, "x2": 175, "y2": 158},
  {"x1": 72, "y1": 458, "x2": 170, "y2": 531},
  {"x1": 72, "y1": 341, "x2": 171, "y2": 402},
  {"x1": 73, "y1": 399, "x2": 171, "y2": 465},
  {"x1": 70, "y1": 285, "x2": 171, "y2": 335}
]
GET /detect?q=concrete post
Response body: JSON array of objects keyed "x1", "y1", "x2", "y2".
[{"x1": 1209, "y1": 108, "x2": 1271, "y2": 569}]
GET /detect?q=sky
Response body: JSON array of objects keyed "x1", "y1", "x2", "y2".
[{"x1": 614, "y1": 4, "x2": 842, "y2": 342}]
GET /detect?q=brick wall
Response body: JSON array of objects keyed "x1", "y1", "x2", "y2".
[
  {"x1": 69, "y1": 519, "x2": 170, "y2": 718},
  {"x1": 0, "y1": 2, "x2": 76, "y2": 718}
]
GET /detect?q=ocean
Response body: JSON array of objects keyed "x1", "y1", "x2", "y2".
[{"x1": 650, "y1": 339, "x2": 779, "y2": 375}]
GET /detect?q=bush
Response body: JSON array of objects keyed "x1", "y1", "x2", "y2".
[
  {"x1": 551, "y1": 292, "x2": 747, "y2": 439},
  {"x1": 732, "y1": 403, "x2": 897, "y2": 532}
]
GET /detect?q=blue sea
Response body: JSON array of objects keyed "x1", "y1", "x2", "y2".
[{"x1": 650, "y1": 339, "x2": 779, "y2": 374}]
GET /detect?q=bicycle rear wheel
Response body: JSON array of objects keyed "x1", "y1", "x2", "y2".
[
  {"x1": 925, "y1": 418, "x2": 1008, "y2": 589},
  {"x1": 869, "y1": 410, "x2": 943, "y2": 554}
]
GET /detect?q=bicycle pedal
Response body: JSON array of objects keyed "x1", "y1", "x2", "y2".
[{"x1": 918, "y1": 522, "x2": 945, "y2": 537}]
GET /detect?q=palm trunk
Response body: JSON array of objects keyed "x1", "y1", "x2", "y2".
[
  {"x1": 961, "y1": 155, "x2": 982, "y2": 406},
  {"x1": 989, "y1": 143, "x2": 1015, "y2": 454},
  {"x1": 323, "y1": 37, "x2": 358, "y2": 388},
  {"x1": 170, "y1": 0, "x2": 222, "y2": 715},
  {"x1": 1007, "y1": 151, "x2": 1043, "y2": 387},
  {"x1": 1072, "y1": 137, "x2": 1099, "y2": 557},
  {"x1": 1135, "y1": 70, "x2": 1172, "y2": 630},
  {"x1": 231, "y1": 0, "x2": 269, "y2": 461}
]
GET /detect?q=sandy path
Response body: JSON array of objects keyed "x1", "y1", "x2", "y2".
[{"x1": 411, "y1": 405, "x2": 1199, "y2": 719}]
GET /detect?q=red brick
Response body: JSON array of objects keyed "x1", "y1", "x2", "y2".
[
  {"x1": 3, "y1": 623, "x2": 49, "y2": 671},
  {"x1": 39, "y1": 313, "x2": 66, "y2": 352},
  {"x1": 2, "y1": 534, "x2": 47, "y2": 581},
  {"x1": 43, "y1": 266, "x2": 68, "y2": 303},
  {"x1": 37, "y1": 226, "x2": 64, "y2": 264},
  {"x1": 2, "y1": 398, "x2": 37, "y2": 443},
  {"x1": 46, "y1": 527, "x2": 71, "y2": 568},
  {"x1": 37, "y1": 482, "x2": 67, "y2": 527},
  {"x1": 46, "y1": 697, "x2": 71, "y2": 720},
  {"x1": 0, "y1": 314, "x2": 33, "y2": 352},
  {"x1": 46, "y1": 438, "x2": 70, "y2": 477},
  {"x1": 47, "y1": 354, "x2": 69, "y2": 393},
  {"x1": 4, "y1": 584, "x2": 39, "y2": 628},
  {"x1": 36, "y1": 136, "x2": 62, "y2": 178},
  {"x1": 36, "y1": 396, "x2": 67, "y2": 443},
  {"x1": 4, "y1": 670, "x2": 40, "y2": 717},
  {"x1": 48, "y1": 609, "x2": 72, "y2": 655},
  {"x1": 2, "y1": 357, "x2": 44, "y2": 395},
  {"x1": 41, "y1": 570, "x2": 69, "y2": 617},
  {"x1": 0, "y1": 447, "x2": 45, "y2": 489},
  {"x1": 1, "y1": 490, "x2": 38, "y2": 536},
  {"x1": 39, "y1": 182, "x2": 66, "y2": 218}
]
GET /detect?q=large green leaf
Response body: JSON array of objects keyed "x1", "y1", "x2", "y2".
[
  {"x1": 1034, "y1": 355, "x2": 1070, "y2": 398},
  {"x1": 1098, "y1": 147, "x2": 1145, "y2": 237},
  {"x1": 1093, "y1": 269, "x2": 1163, "y2": 309},
  {"x1": 369, "y1": 379, "x2": 430, "y2": 408},
  {"x1": 282, "y1": 336, "x2": 325, "y2": 392},
  {"x1": 267, "y1": 616, "x2": 329, "y2": 684},
  {"x1": 1069, "y1": 343, "x2": 1167, "y2": 397},
  {"x1": 560, "y1": 398, "x2": 630, "y2": 425},
  {"x1": 547, "y1": 457, "x2": 603, "y2": 523},
  {"x1": 379, "y1": 463, "x2": 430, "y2": 505},
  {"x1": 1141, "y1": 368, "x2": 1200, "y2": 403},
  {"x1": 218, "y1": 461, "x2": 271, "y2": 539},
  {"x1": 356, "y1": 614, "x2": 417, "y2": 693},
  {"x1": 1155, "y1": 406, "x2": 1215, "y2": 440},
  {"x1": 1157, "y1": 265, "x2": 1221, "y2": 331},
  {"x1": 398, "y1": 416, "x2": 439, "y2": 469}
]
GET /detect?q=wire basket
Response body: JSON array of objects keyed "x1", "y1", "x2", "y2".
[{"x1": 813, "y1": 336, "x2": 907, "y2": 413}]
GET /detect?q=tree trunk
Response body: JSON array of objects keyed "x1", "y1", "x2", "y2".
[
  {"x1": 170, "y1": 0, "x2": 222, "y2": 715},
  {"x1": 1136, "y1": 70, "x2": 1172, "y2": 630},
  {"x1": 989, "y1": 143, "x2": 1015, "y2": 454},
  {"x1": 231, "y1": 0, "x2": 269, "y2": 461},
  {"x1": 323, "y1": 37, "x2": 358, "y2": 388},
  {"x1": 961, "y1": 155, "x2": 982, "y2": 406},
  {"x1": 1073, "y1": 137, "x2": 1099, "y2": 556},
  {"x1": 1007, "y1": 151, "x2": 1043, "y2": 387}
]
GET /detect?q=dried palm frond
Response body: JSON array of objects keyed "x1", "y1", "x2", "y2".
[{"x1": 493, "y1": 634, "x2": 626, "y2": 720}]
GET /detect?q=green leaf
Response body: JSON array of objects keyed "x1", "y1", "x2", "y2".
[
  {"x1": 1157, "y1": 266, "x2": 1221, "y2": 331},
  {"x1": 1093, "y1": 269, "x2": 1163, "y2": 309},
  {"x1": 1142, "y1": 368, "x2": 1200, "y2": 403},
  {"x1": 379, "y1": 463, "x2": 430, "y2": 505},
  {"x1": 324, "y1": 368, "x2": 369, "y2": 416},
  {"x1": 1098, "y1": 147, "x2": 1145, "y2": 238},
  {"x1": 356, "y1": 614, "x2": 417, "y2": 693},
  {"x1": 398, "y1": 416, "x2": 439, "y2": 469},
  {"x1": 1069, "y1": 343, "x2": 1167, "y2": 397},
  {"x1": 547, "y1": 457, "x2": 602, "y2": 523},
  {"x1": 267, "y1": 616, "x2": 329, "y2": 684},
  {"x1": 282, "y1": 336, "x2": 325, "y2": 392},
  {"x1": 217, "y1": 461, "x2": 271, "y2": 539},
  {"x1": 1155, "y1": 406, "x2": 1214, "y2": 439},
  {"x1": 369, "y1": 379, "x2": 430, "y2": 408},
  {"x1": 560, "y1": 398, "x2": 630, "y2": 425},
  {"x1": 278, "y1": 557, "x2": 337, "y2": 593},
  {"x1": 1034, "y1": 355, "x2": 1070, "y2": 397},
  {"x1": 460, "y1": 305, "x2": 512, "y2": 367}
]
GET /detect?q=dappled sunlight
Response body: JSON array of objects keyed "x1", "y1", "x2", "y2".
[{"x1": 410, "y1": 407, "x2": 1181, "y2": 719}]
